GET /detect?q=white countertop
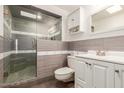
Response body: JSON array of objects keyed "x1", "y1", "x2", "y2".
[{"x1": 75, "y1": 54, "x2": 124, "y2": 65}]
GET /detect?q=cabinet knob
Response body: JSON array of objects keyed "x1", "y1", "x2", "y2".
[
  {"x1": 88, "y1": 63, "x2": 92, "y2": 66},
  {"x1": 72, "y1": 19, "x2": 74, "y2": 21},
  {"x1": 115, "y1": 70, "x2": 119, "y2": 73},
  {"x1": 85, "y1": 62, "x2": 88, "y2": 65}
]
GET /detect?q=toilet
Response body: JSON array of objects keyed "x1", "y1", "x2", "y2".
[{"x1": 54, "y1": 56, "x2": 75, "y2": 82}]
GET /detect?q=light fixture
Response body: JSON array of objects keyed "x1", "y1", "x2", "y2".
[
  {"x1": 37, "y1": 15, "x2": 42, "y2": 19},
  {"x1": 37, "y1": 13, "x2": 42, "y2": 20},
  {"x1": 106, "y1": 6, "x2": 122, "y2": 14},
  {"x1": 20, "y1": 11, "x2": 36, "y2": 19}
]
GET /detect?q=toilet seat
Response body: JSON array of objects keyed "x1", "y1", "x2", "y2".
[{"x1": 55, "y1": 67, "x2": 74, "y2": 75}]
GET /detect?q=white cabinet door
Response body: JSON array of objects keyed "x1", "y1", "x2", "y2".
[
  {"x1": 115, "y1": 64, "x2": 124, "y2": 88},
  {"x1": 67, "y1": 9, "x2": 80, "y2": 29},
  {"x1": 75, "y1": 59, "x2": 92, "y2": 88},
  {"x1": 80, "y1": 6, "x2": 88, "y2": 32},
  {"x1": 92, "y1": 60, "x2": 114, "y2": 88},
  {"x1": 73, "y1": 9, "x2": 80, "y2": 27},
  {"x1": 68, "y1": 13, "x2": 74, "y2": 29}
]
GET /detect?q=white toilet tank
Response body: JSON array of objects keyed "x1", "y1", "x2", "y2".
[{"x1": 67, "y1": 56, "x2": 76, "y2": 70}]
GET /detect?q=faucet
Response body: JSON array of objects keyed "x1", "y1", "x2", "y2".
[{"x1": 96, "y1": 50, "x2": 106, "y2": 56}]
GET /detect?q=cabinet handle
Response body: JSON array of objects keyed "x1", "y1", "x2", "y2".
[
  {"x1": 115, "y1": 70, "x2": 119, "y2": 73},
  {"x1": 88, "y1": 63, "x2": 92, "y2": 66},
  {"x1": 85, "y1": 62, "x2": 88, "y2": 65}
]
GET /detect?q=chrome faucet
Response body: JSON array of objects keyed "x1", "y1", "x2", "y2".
[{"x1": 96, "y1": 50, "x2": 106, "y2": 56}]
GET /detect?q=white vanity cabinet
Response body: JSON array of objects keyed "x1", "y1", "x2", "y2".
[
  {"x1": 115, "y1": 64, "x2": 124, "y2": 88},
  {"x1": 92, "y1": 60, "x2": 114, "y2": 88},
  {"x1": 73, "y1": 57, "x2": 116, "y2": 88},
  {"x1": 75, "y1": 58, "x2": 92, "y2": 88},
  {"x1": 69, "y1": 55, "x2": 124, "y2": 88},
  {"x1": 67, "y1": 7, "x2": 87, "y2": 34}
]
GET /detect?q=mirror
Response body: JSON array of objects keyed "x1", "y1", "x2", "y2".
[{"x1": 92, "y1": 5, "x2": 124, "y2": 33}]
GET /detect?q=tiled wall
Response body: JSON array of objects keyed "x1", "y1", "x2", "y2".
[
  {"x1": 1, "y1": 34, "x2": 124, "y2": 82},
  {"x1": 37, "y1": 40, "x2": 68, "y2": 51},
  {"x1": 0, "y1": 37, "x2": 3, "y2": 81},
  {"x1": 0, "y1": 59, "x2": 3, "y2": 82},
  {"x1": 37, "y1": 55, "x2": 68, "y2": 78},
  {"x1": 69, "y1": 36, "x2": 124, "y2": 51},
  {"x1": 0, "y1": 5, "x2": 12, "y2": 82},
  {"x1": 0, "y1": 37, "x2": 3, "y2": 53},
  {"x1": 37, "y1": 35, "x2": 124, "y2": 79},
  {"x1": 37, "y1": 39, "x2": 69, "y2": 78},
  {"x1": 0, "y1": 37, "x2": 11, "y2": 82}
]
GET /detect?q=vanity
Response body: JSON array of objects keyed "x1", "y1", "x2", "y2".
[
  {"x1": 68, "y1": 51, "x2": 124, "y2": 88},
  {"x1": 66, "y1": 6, "x2": 124, "y2": 88}
]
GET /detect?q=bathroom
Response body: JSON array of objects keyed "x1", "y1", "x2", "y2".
[{"x1": 1, "y1": 4, "x2": 124, "y2": 89}]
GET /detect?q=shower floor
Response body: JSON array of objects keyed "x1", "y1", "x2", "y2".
[{"x1": 4, "y1": 66, "x2": 36, "y2": 83}]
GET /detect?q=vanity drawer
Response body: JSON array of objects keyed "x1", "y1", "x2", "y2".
[{"x1": 76, "y1": 57, "x2": 92, "y2": 63}]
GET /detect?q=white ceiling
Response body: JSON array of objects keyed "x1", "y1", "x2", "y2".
[{"x1": 56, "y1": 5, "x2": 80, "y2": 13}]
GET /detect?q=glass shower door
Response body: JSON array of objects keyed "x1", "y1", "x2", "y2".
[
  {"x1": 4, "y1": 36, "x2": 37, "y2": 83},
  {"x1": 3, "y1": 5, "x2": 37, "y2": 83}
]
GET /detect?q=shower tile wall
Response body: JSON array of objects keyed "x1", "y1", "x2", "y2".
[
  {"x1": 0, "y1": 59, "x2": 3, "y2": 82},
  {"x1": 0, "y1": 38, "x2": 11, "y2": 82},
  {"x1": 0, "y1": 37, "x2": 3, "y2": 81},
  {"x1": 37, "y1": 39, "x2": 68, "y2": 78},
  {"x1": 69, "y1": 36, "x2": 124, "y2": 51},
  {"x1": 0, "y1": 37, "x2": 3, "y2": 53},
  {"x1": 12, "y1": 17, "x2": 37, "y2": 33},
  {"x1": 0, "y1": 5, "x2": 12, "y2": 83}
]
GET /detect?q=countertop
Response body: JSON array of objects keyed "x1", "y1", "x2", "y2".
[{"x1": 71, "y1": 54, "x2": 124, "y2": 65}]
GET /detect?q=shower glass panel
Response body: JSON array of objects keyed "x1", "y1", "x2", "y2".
[
  {"x1": 2, "y1": 5, "x2": 61, "y2": 84},
  {"x1": 3, "y1": 5, "x2": 37, "y2": 83}
]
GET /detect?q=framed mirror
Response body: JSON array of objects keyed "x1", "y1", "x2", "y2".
[{"x1": 92, "y1": 5, "x2": 124, "y2": 34}]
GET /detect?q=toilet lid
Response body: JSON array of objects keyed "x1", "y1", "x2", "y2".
[{"x1": 55, "y1": 67, "x2": 74, "y2": 75}]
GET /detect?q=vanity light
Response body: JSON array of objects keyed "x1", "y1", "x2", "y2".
[
  {"x1": 106, "y1": 6, "x2": 122, "y2": 14},
  {"x1": 20, "y1": 11, "x2": 36, "y2": 19}
]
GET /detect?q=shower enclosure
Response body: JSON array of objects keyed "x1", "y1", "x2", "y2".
[
  {"x1": 3, "y1": 5, "x2": 37, "y2": 83},
  {"x1": 1, "y1": 5, "x2": 61, "y2": 84}
]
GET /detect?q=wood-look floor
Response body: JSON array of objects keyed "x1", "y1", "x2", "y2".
[{"x1": 30, "y1": 79, "x2": 74, "y2": 88}]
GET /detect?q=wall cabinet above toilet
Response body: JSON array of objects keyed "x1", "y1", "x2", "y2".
[{"x1": 67, "y1": 7, "x2": 88, "y2": 34}]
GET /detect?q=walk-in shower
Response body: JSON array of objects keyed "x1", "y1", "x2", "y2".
[{"x1": 1, "y1": 5, "x2": 61, "y2": 84}]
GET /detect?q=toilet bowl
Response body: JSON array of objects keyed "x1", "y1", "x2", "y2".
[
  {"x1": 55, "y1": 67, "x2": 74, "y2": 82},
  {"x1": 54, "y1": 56, "x2": 75, "y2": 82}
]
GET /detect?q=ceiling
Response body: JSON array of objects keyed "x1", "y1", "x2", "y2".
[{"x1": 56, "y1": 5, "x2": 80, "y2": 13}]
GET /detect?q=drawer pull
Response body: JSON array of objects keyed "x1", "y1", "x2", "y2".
[{"x1": 115, "y1": 70, "x2": 119, "y2": 73}]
